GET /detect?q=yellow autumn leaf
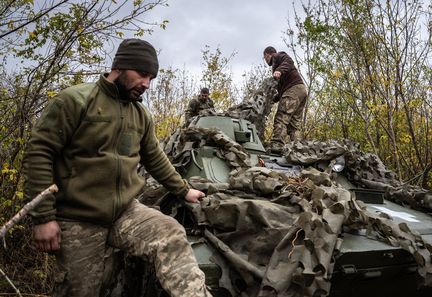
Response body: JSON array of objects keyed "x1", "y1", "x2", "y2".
[
  {"x1": 333, "y1": 69, "x2": 342, "y2": 79},
  {"x1": 47, "y1": 91, "x2": 57, "y2": 98},
  {"x1": 15, "y1": 191, "x2": 24, "y2": 200},
  {"x1": 29, "y1": 31, "x2": 37, "y2": 39}
]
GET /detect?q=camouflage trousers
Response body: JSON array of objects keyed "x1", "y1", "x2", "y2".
[
  {"x1": 271, "y1": 84, "x2": 308, "y2": 144},
  {"x1": 52, "y1": 200, "x2": 210, "y2": 297}
]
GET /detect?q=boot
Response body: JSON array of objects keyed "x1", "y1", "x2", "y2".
[{"x1": 266, "y1": 141, "x2": 284, "y2": 154}]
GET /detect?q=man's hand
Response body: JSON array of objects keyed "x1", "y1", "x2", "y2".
[
  {"x1": 33, "y1": 220, "x2": 61, "y2": 252},
  {"x1": 184, "y1": 189, "x2": 205, "y2": 203},
  {"x1": 273, "y1": 71, "x2": 282, "y2": 80},
  {"x1": 272, "y1": 94, "x2": 280, "y2": 103}
]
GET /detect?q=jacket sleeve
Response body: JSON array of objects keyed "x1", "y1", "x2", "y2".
[
  {"x1": 22, "y1": 94, "x2": 83, "y2": 224},
  {"x1": 185, "y1": 99, "x2": 197, "y2": 123},
  {"x1": 209, "y1": 99, "x2": 215, "y2": 110},
  {"x1": 139, "y1": 112, "x2": 189, "y2": 197},
  {"x1": 274, "y1": 52, "x2": 296, "y2": 76}
]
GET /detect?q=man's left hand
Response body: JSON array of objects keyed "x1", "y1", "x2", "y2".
[{"x1": 184, "y1": 189, "x2": 205, "y2": 203}]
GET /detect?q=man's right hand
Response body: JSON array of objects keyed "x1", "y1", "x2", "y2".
[
  {"x1": 33, "y1": 220, "x2": 61, "y2": 252},
  {"x1": 273, "y1": 70, "x2": 282, "y2": 80}
]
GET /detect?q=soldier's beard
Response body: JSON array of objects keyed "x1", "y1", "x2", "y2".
[
  {"x1": 114, "y1": 74, "x2": 144, "y2": 101},
  {"x1": 114, "y1": 79, "x2": 134, "y2": 101}
]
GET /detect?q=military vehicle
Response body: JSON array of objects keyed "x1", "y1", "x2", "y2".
[
  {"x1": 126, "y1": 114, "x2": 432, "y2": 297},
  {"x1": 109, "y1": 79, "x2": 431, "y2": 297}
]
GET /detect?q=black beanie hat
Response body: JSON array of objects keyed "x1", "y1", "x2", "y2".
[{"x1": 112, "y1": 39, "x2": 159, "y2": 78}]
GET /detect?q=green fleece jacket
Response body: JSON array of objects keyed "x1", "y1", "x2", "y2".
[{"x1": 23, "y1": 74, "x2": 189, "y2": 225}]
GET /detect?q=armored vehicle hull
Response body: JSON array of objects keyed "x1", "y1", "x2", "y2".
[{"x1": 133, "y1": 116, "x2": 432, "y2": 297}]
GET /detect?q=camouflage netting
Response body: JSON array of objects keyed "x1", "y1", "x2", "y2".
[
  {"x1": 223, "y1": 78, "x2": 277, "y2": 140},
  {"x1": 142, "y1": 126, "x2": 432, "y2": 297},
  {"x1": 162, "y1": 126, "x2": 252, "y2": 171},
  {"x1": 283, "y1": 139, "x2": 432, "y2": 212}
]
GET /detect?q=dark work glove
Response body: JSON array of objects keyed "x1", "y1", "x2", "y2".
[{"x1": 272, "y1": 94, "x2": 280, "y2": 103}]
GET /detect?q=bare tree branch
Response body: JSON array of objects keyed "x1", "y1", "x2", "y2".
[
  {"x1": 0, "y1": 266, "x2": 22, "y2": 297},
  {"x1": 0, "y1": 184, "x2": 58, "y2": 239},
  {"x1": 0, "y1": 0, "x2": 70, "y2": 39}
]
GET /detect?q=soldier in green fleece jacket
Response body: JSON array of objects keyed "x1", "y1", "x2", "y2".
[{"x1": 23, "y1": 39, "x2": 212, "y2": 297}]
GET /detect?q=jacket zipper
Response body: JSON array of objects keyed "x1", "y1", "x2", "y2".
[{"x1": 113, "y1": 102, "x2": 124, "y2": 221}]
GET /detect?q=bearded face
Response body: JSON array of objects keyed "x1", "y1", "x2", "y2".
[{"x1": 114, "y1": 70, "x2": 151, "y2": 101}]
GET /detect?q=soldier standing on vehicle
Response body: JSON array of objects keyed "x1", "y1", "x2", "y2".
[
  {"x1": 184, "y1": 87, "x2": 216, "y2": 126},
  {"x1": 23, "y1": 39, "x2": 212, "y2": 297},
  {"x1": 263, "y1": 46, "x2": 308, "y2": 153}
]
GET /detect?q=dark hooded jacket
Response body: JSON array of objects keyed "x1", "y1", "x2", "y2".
[{"x1": 271, "y1": 51, "x2": 304, "y2": 95}]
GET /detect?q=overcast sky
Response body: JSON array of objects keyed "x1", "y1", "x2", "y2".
[{"x1": 141, "y1": 0, "x2": 293, "y2": 84}]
